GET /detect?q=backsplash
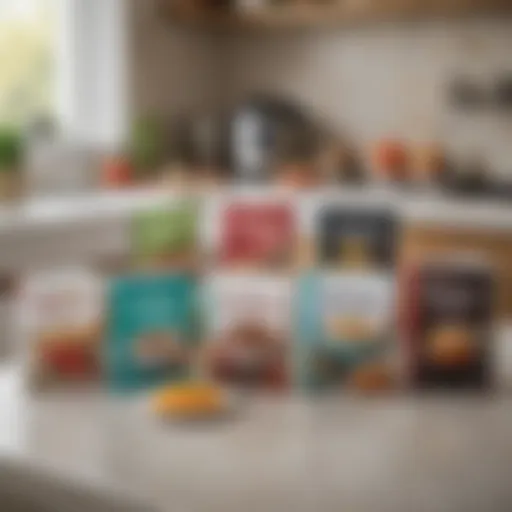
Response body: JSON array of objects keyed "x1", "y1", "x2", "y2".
[
  {"x1": 129, "y1": 0, "x2": 221, "y2": 116},
  {"x1": 130, "y1": 4, "x2": 512, "y2": 176},
  {"x1": 223, "y1": 19, "x2": 512, "y2": 176}
]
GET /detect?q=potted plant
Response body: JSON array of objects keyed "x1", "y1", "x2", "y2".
[
  {"x1": 128, "y1": 116, "x2": 165, "y2": 183},
  {"x1": 0, "y1": 127, "x2": 22, "y2": 201}
]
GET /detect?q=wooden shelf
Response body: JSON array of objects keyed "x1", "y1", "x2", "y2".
[{"x1": 160, "y1": 2, "x2": 512, "y2": 31}]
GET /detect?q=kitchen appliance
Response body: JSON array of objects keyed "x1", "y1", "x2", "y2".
[{"x1": 229, "y1": 95, "x2": 319, "y2": 183}]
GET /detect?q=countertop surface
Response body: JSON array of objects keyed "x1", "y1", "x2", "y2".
[{"x1": 1, "y1": 364, "x2": 512, "y2": 512}]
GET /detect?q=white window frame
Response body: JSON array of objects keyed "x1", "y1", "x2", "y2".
[{"x1": 55, "y1": 0, "x2": 130, "y2": 151}]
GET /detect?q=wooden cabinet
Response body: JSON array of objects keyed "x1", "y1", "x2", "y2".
[
  {"x1": 401, "y1": 225, "x2": 512, "y2": 320},
  {"x1": 160, "y1": 0, "x2": 512, "y2": 30}
]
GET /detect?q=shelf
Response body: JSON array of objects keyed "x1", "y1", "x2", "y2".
[
  {"x1": 1, "y1": 187, "x2": 512, "y2": 235},
  {"x1": 0, "y1": 188, "x2": 175, "y2": 234},
  {"x1": 160, "y1": 2, "x2": 512, "y2": 32},
  {"x1": 0, "y1": 186, "x2": 510, "y2": 272}
]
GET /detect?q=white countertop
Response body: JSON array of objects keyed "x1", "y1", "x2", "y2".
[{"x1": 1, "y1": 359, "x2": 512, "y2": 512}]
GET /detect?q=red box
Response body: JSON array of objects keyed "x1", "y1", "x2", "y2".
[{"x1": 219, "y1": 202, "x2": 296, "y2": 268}]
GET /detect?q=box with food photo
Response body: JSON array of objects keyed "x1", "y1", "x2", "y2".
[
  {"x1": 202, "y1": 273, "x2": 293, "y2": 391},
  {"x1": 105, "y1": 273, "x2": 199, "y2": 392},
  {"x1": 131, "y1": 200, "x2": 200, "y2": 271},
  {"x1": 18, "y1": 268, "x2": 104, "y2": 391},
  {"x1": 401, "y1": 255, "x2": 495, "y2": 390},
  {"x1": 216, "y1": 197, "x2": 297, "y2": 271},
  {"x1": 315, "y1": 203, "x2": 398, "y2": 271},
  {"x1": 296, "y1": 272, "x2": 397, "y2": 393}
]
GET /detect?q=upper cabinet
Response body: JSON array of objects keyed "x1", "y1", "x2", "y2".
[{"x1": 159, "y1": 0, "x2": 512, "y2": 31}]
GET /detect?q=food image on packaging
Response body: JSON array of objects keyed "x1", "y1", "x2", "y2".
[
  {"x1": 106, "y1": 273, "x2": 198, "y2": 392},
  {"x1": 324, "y1": 316, "x2": 379, "y2": 344},
  {"x1": 132, "y1": 201, "x2": 199, "y2": 270},
  {"x1": 317, "y1": 207, "x2": 398, "y2": 270},
  {"x1": 338, "y1": 237, "x2": 373, "y2": 268},
  {"x1": 404, "y1": 258, "x2": 494, "y2": 389},
  {"x1": 296, "y1": 272, "x2": 395, "y2": 391},
  {"x1": 37, "y1": 327, "x2": 100, "y2": 380},
  {"x1": 346, "y1": 362, "x2": 395, "y2": 393},
  {"x1": 425, "y1": 324, "x2": 476, "y2": 368},
  {"x1": 20, "y1": 269, "x2": 103, "y2": 389},
  {"x1": 219, "y1": 201, "x2": 296, "y2": 269},
  {"x1": 134, "y1": 331, "x2": 189, "y2": 369},
  {"x1": 205, "y1": 274, "x2": 292, "y2": 390}
]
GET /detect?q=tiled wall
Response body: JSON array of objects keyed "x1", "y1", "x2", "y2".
[
  {"x1": 222, "y1": 19, "x2": 512, "y2": 176},
  {"x1": 128, "y1": 0, "x2": 221, "y2": 117},
  {"x1": 129, "y1": 6, "x2": 512, "y2": 176}
]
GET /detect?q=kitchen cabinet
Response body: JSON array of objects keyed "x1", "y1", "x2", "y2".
[
  {"x1": 401, "y1": 225, "x2": 512, "y2": 320},
  {"x1": 160, "y1": 0, "x2": 512, "y2": 31}
]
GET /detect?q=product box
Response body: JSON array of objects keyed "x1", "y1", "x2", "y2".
[
  {"x1": 402, "y1": 258, "x2": 494, "y2": 390},
  {"x1": 106, "y1": 273, "x2": 198, "y2": 392},
  {"x1": 204, "y1": 274, "x2": 292, "y2": 390},
  {"x1": 132, "y1": 201, "x2": 199, "y2": 270},
  {"x1": 296, "y1": 272, "x2": 395, "y2": 391},
  {"x1": 316, "y1": 206, "x2": 398, "y2": 270},
  {"x1": 20, "y1": 269, "x2": 103, "y2": 390},
  {"x1": 219, "y1": 201, "x2": 296, "y2": 269}
]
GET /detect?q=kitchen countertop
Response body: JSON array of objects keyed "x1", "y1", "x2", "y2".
[{"x1": 1, "y1": 363, "x2": 512, "y2": 512}]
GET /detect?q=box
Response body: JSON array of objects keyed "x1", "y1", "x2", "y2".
[
  {"x1": 219, "y1": 200, "x2": 296, "y2": 269},
  {"x1": 204, "y1": 274, "x2": 292, "y2": 390},
  {"x1": 296, "y1": 272, "x2": 395, "y2": 391},
  {"x1": 106, "y1": 273, "x2": 198, "y2": 392},
  {"x1": 132, "y1": 201, "x2": 199, "y2": 270},
  {"x1": 20, "y1": 269, "x2": 103, "y2": 390},
  {"x1": 316, "y1": 206, "x2": 398, "y2": 270},
  {"x1": 402, "y1": 257, "x2": 494, "y2": 389}
]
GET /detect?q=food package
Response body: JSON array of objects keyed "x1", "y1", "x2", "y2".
[
  {"x1": 401, "y1": 256, "x2": 494, "y2": 390},
  {"x1": 132, "y1": 201, "x2": 199, "y2": 270},
  {"x1": 204, "y1": 273, "x2": 292, "y2": 390},
  {"x1": 316, "y1": 205, "x2": 398, "y2": 270},
  {"x1": 19, "y1": 269, "x2": 103, "y2": 390},
  {"x1": 106, "y1": 273, "x2": 198, "y2": 392},
  {"x1": 219, "y1": 200, "x2": 296, "y2": 269},
  {"x1": 296, "y1": 272, "x2": 396, "y2": 391}
]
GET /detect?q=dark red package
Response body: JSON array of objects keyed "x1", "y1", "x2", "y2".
[
  {"x1": 402, "y1": 257, "x2": 494, "y2": 390},
  {"x1": 219, "y1": 201, "x2": 296, "y2": 269}
]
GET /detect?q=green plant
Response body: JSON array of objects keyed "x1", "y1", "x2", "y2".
[
  {"x1": 0, "y1": 127, "x2": 22, "y2": 173},
  {"x1": 128, "y1": 116, "x2": 165, "y2": 176}
]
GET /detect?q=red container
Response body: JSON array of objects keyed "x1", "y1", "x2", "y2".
[
  {"x1": 102, "y1": 156, "x2": 133, "y2": 188},
  {"x1": 372, "y1": 140, "x2": 409, "y2": 182}
]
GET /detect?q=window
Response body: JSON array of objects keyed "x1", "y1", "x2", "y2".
[
  {"x1": 0, "y1": 0, "x2": 56, "y2": 127},
  {"x1": 0, "y1": 0, "x2": 128, "y2": 146}
]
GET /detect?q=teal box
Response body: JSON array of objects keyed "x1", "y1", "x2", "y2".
[
  {"x1": 295, "y1": 272, "x2": 394, "y2": 391},
  {"x1": 106, "y1": 273, "x2": 198, "y2": 392}
]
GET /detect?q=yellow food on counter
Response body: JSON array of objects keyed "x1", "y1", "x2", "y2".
[{"x1": 151, "y1": 382, "x2": 225, "y2": 418}]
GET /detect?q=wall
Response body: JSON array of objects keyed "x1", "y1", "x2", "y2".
[
  {"x1": 220, "y1": 19, "x2": 512, "y2": 176},
  {"x1": 128, "y1": 0, "x2": 222, "y2": 118},
  {"x1": 127, "y1": 8, "x2": 512, "y2": 175}
]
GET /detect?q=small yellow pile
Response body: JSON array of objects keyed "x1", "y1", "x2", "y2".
[{"x1": 151, "y1": 382, "x2": 225, "y2": 418}]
